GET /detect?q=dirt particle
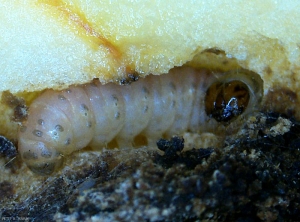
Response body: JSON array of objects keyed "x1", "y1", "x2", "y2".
[
  {"x1": 0, "y1": 181, "x2": 15, "y2": 199},
  {"x1": 1, "y1": 91, "x2": 28, "y2": 122},
  {"x1": 119, "y1": 72, "x2": 139, "y2": 85},
  {"x1": 0, "y1": 136, "x2": 17, "y2": 159},
  {"x1": 264, "y1": 87, "x2": 298, "y2": 117}
]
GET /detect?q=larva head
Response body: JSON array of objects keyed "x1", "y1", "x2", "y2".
[
  {"x1": 205, "y1": 69, "x2": 263, "y2": 123},
  {"x1": 18, "y1": 134, "x2": 63, "y2": 175}
]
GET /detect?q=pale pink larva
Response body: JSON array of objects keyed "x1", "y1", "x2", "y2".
[{"x1": 18, "y1": 67, "x2": 263, "y2": 175}]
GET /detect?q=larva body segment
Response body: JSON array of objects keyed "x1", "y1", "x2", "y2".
[
  {"x1": 141, "y1": 74, "x2": 178, "y2": 141},
  {"x1": 18, "y1": 67, "x2": 263, "y2": 175},
  {"x1": 114, "y1": 76, "x2": 154, "y2": 147},
  {"x1": 84, "y1": 82, "x2": 126, "y2": 148},
  {"x1": 166, "y1": 70, "x2": 195, "y2": 136}
]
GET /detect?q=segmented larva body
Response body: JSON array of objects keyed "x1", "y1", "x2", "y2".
[{"x1": 18, "y1": 67, "x2": 263, "y2": 175}]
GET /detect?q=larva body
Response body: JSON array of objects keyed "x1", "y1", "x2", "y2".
[{"x1": 18, "y1": 67, "x2": 263, "y2": 175}]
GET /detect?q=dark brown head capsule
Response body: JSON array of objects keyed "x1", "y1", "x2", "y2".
[{"x1": 205, "y1": 80, "x2": 250, "y2": 122}]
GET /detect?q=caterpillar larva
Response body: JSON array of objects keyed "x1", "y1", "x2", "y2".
[{"x1": 18, "y1": 67, "x2": 263, "y2": 175}]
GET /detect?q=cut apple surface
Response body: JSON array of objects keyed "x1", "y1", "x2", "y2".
[{"x1": 0, "y1": 0, "x2": 300, "y2": 139}]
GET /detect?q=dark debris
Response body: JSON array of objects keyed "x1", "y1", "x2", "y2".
[
  {"x1": 156, "y1": 136, "x2": 214, "y2": 169},
  {"x1": 0, "y1": 136, "x2": 17, "y2": 159},
  {"x1": 119, "y1": 72, "x2": 139, "y2": 85},
  {"x1": 1, "y1": 91, "x2": 28, "y2": 122},
  {"x1": 0, "y1": 181, "x2": 15, "y2": 200}
]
